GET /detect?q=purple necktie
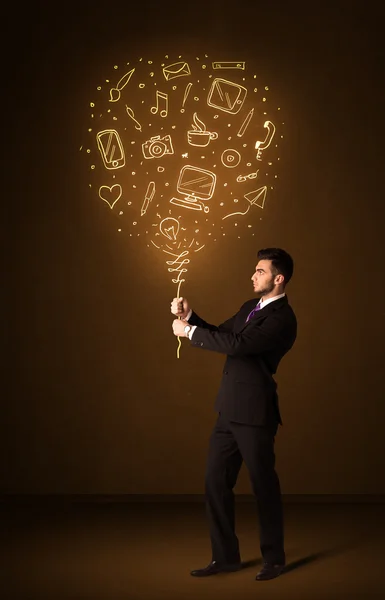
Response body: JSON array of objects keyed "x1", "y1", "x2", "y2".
[{"x1": 246, "y1": 302, "x2": 262, "y2": 322}]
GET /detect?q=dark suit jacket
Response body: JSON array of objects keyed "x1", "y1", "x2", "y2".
[{"x1": 188, "y1": 295, "x2": 297, "y2": 427}]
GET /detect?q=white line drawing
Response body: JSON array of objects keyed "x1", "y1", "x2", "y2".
[
  {"x1": 212, "y1": 61, "x2": 245, "y2": 70},
  {"x1": 141, "y1": 181, "x2": 155, "y2": 216},
  {"x1": 236, "y1": 169, "x2": 259, "y2": 182},
  {"x1": 221, "y1": 148, "x2": 241, "y2": 168},
  {"x1": 244, "y1": 186, "x2": 267, "y2": 208},
  {"x1": 163, "y1": 61, "x2": 191, "y2": 81},
  {"x1": 151, "y1": 91, "x2": 168, "y2": 117},
  {"x1": 237, "y1": 108, "x2": 254, "y2": 137},
  {"x1": 222, "y1": 186, "x2": 267, "y2": 219},
  {"x1": 181, "y1": 82, "x2": 193, "y2": 113},
  {"x1": 99, "y1": 184, "x2": 122, "y2": 209},
  {"x1": 96, "y1": 129, "x2": 125, "y2": 169},
  {"x1": 187, "y1": 113, "x2": 218, "y2": 147},
  {"x1": 125, "y1": 105, "x2": 142, "y2": 131},
  {"x1": 109, "y1": 68, "x2": 135, "y2": 102},
  {"x1": 255, "y1": 120, "x2": 276, "y2": 160},
  {"x1": 160, "y1": 217, "x2": 180, "y2": 240},
  {"x1": 170, "y1": 165, "x2": 216, "y2": 213},
  {"x1": 142, "y1": 135, "x2": 174, "y2": 160},
  {"x1": 207, "y1": 78, "x2": 247, "y2": 114}
]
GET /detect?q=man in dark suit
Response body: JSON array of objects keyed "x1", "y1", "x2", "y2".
[{"x1": 171, "y1": 248, "x2": 297, "y2": 581}]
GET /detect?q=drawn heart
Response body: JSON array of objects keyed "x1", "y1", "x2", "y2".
[{"x1": 99, "y1": 184, "x2": 122, "y2": 209}]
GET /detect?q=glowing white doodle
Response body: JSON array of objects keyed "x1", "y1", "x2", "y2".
[
  {"x1": 151, "y1": 91, "x2": 168, "y2": 117},
  {"x1": 221, "y1": 149, "x2": 241, "y2": 168},
  {"x1": 109, "y1": 68, "x2": 135, "y2": 102},
  {"x1": 181, "y1": 82, "x2": 193, "y2": 113},
  {"x1": 96, "y1": 129, "x2": 125, "y2": 169},
  {"x1": 160, "y1": 218, "x2": 180, "y2": 240},
  {"x1": 142, "y1": 135, "x2": 174, "y2": 159},
  {"x1": 125, "y1": 105, "x2": 142, "y2": 131},
  {"x1": 141, "y1": 181, "x2": 155, "y2": 216},
  {"x1": 163, "y1": 61, "x2": 191, "y2": 81},
  {"x1": 99, "y1": 184, "x2": 123, "y2": 209},
  {"x1": 170, "y1": 165, "x2": 216, "y2": 213},
  {"x1": 207, "y1": 78, "x2": 247, "y2": 114},
  {"x1": 222, "y1": 186, "x2": 267, "y2": 219},
  {"x1": 187, "y1": 113, "x2": 218, "y2": 147},
  {"x1": 237, "y1": 108, "x2": 254, "y2": 137},
  {"x1": 255, "y1": 120, "x2": 276, "y2": 160},
  {"x1": 212, "y1": 61, "x2": 245, "y2": 70},
  {"x1": 236, "y1": 170, "x2": 259, "y2": 182}
]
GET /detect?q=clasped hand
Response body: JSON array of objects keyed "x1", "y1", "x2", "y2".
[{"x1": 170, "y1": 297, "x2": 190, "y2": 337}]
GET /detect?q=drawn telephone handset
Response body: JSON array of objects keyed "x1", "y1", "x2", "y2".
[{"x1": 255, "y1": 120, "x2": 276, "y2": 161}]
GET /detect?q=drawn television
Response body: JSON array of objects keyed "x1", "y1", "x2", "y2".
[{"x1": 170, "y1": 165, "x2": 217, "y2": 213}]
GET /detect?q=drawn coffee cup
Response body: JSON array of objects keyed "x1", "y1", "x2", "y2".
[
  {"x1": 187, "y1": 112, "x2": 219, "y2": 147},
  {"x1": 188, "y1": 130, "x2": 218, "y2": 146}
]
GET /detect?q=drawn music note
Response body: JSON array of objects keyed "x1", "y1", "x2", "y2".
[{"x1": 151, "y1": 91, "x2": 168, "y2": 118}]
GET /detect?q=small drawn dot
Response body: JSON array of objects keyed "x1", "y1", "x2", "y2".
[
  {"x1": 90, "y1": 102, "x2": 95, "y2": 107},
  {"x1": 214, "y1": 115, "x2": 219, "y2": 119},
  {"x1": 254, "y1": 88, "x2": 257, "y2": 92},
  {"x1": 114, "y1": 65, "x2": 118, "y2": 69},
  {"x1": 194, "y1": 97, "x2": 199, "y2": 101},
  {"x1": 173, "y1": 85, "x2": 177, "y2": 90},
  {"x1": 91, "y1": 165, "x2": 95, "y2": 169},
  {"x1": 139, "y1": 84, "x2": 145, "y2": 88},
  {"x1": 97, "y1": 86, "x2": 101, "y2": 91}
]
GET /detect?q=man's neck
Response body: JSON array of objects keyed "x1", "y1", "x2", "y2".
[{"x1": 260, "y1": 289, "x2": 285, "y2": 303}]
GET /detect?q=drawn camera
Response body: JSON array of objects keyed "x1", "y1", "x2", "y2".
[{"x1": 142, "y1": 134, "x2": 174, "y2": 159}]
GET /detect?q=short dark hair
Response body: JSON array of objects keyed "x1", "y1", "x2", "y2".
[{"x1": 257, "y1": 248, "x2": 294, "y2": 286}]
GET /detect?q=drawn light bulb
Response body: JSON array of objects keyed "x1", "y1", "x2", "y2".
[{"x1": 160, "y1": 218, "x2": 180, "y2": 241}]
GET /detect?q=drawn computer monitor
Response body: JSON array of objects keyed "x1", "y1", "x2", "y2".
[{"x1": 170, "y1": 165, "x2": 216, "y2": 212}]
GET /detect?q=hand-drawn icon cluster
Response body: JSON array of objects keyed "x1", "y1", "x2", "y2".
[{"x1": 82, "y1": 55, "x2": 283, "y2": 355}]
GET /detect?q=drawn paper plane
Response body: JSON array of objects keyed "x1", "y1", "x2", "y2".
[{"x1": 244, "y1": 186, "x2": 267, "y2": 209}]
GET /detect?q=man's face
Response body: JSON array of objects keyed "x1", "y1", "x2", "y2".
[{"x1": 251, "y1": 259, "x2": 277, "y2": 295}]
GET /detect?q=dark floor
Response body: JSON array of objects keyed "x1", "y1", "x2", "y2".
[{"x1": 1, "y1": 500, "x2": 384, "y2": 599}]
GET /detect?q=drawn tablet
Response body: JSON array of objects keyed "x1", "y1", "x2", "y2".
[{"x1": 207, "y1": 78, "x2": 247, "y2": 114}]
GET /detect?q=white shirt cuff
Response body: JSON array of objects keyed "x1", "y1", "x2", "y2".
[
  {"x1": 185, "y1": 308, "x2": 193, "y2": 321},
  {"x1": 188, "y1": 325, "x2": 197, "y2": 340}
]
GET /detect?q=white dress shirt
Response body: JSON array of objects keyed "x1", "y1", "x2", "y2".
[{"x1": 185, "y1": 293, "x2": 286, "y2": 340}]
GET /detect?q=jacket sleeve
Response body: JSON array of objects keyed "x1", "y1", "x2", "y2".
[
  {"x1": 190, "y1": 314, "x2": 287, "y2": 356},
  {"x1": 188, "y1": 310, "x2": 239, "y2": 333}
]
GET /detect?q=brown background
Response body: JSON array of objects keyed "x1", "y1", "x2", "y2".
[{"x1": 3, "y1": 2, "x2": 385, "y2": 495}]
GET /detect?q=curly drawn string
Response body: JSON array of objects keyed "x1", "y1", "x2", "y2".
[{"x1": 163, "y1": 249, "x2": 190, "y2": 358}]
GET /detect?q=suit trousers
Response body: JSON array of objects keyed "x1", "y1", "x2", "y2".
[{"x1": 204, "y1": 412, "x2": 285, "y2": 565}]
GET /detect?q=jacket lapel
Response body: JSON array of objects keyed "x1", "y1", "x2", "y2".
[{"x1": 236, "y1": 296, "x2": 288, "y2": 333}]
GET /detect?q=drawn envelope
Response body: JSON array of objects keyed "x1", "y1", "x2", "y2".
[{"x1": 163, "y1": 61, "x2": 191, "y2": 81}]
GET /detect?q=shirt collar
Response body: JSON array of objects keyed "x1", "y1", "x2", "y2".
[{"x1": 259, "y1": 292, "x2": 286, "y2": 309}]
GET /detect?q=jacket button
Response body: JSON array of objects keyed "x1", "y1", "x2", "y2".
[
  {"x1": 224, "y1": 371, "x2": 228, "y2": 375},
  {"x1": 200, "y1": 342, "x2": 204, "y2": 346}
]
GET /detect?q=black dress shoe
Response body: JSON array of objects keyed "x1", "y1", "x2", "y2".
[
  {"x1": 255, "y1": 562, "x2": 285, "y2": 580},
  {"x1": 190, "y1": 560, "x2": 242, "y2": 577}
]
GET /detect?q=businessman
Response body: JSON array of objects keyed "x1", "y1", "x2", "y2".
[{"x1": 171, "y1": 248, "x2": 297, "y2": 581}]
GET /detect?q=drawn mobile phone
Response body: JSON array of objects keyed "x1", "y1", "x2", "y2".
[
  {"x1": 207, "y1": 78, "x2": 247, "y2": 115},
  {"x1": 96, "y1": 129, "x2": 125, "y2": 170}
]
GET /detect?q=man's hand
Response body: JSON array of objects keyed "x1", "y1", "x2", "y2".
[
  {"x1": 172, "y1": 319, "x2": 189, "y2": 337},
  {"x1": 171, "y1": 297, "x2": 191, "y2": 319}
]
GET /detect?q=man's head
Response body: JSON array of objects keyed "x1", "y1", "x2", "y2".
[{"x1": 251, "y1": 248, "x2": 294, "y2": 299}]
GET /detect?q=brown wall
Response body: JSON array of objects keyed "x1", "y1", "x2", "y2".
[{"x1": 3, "y1": 3, "x2": 385, "y2": 494}]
